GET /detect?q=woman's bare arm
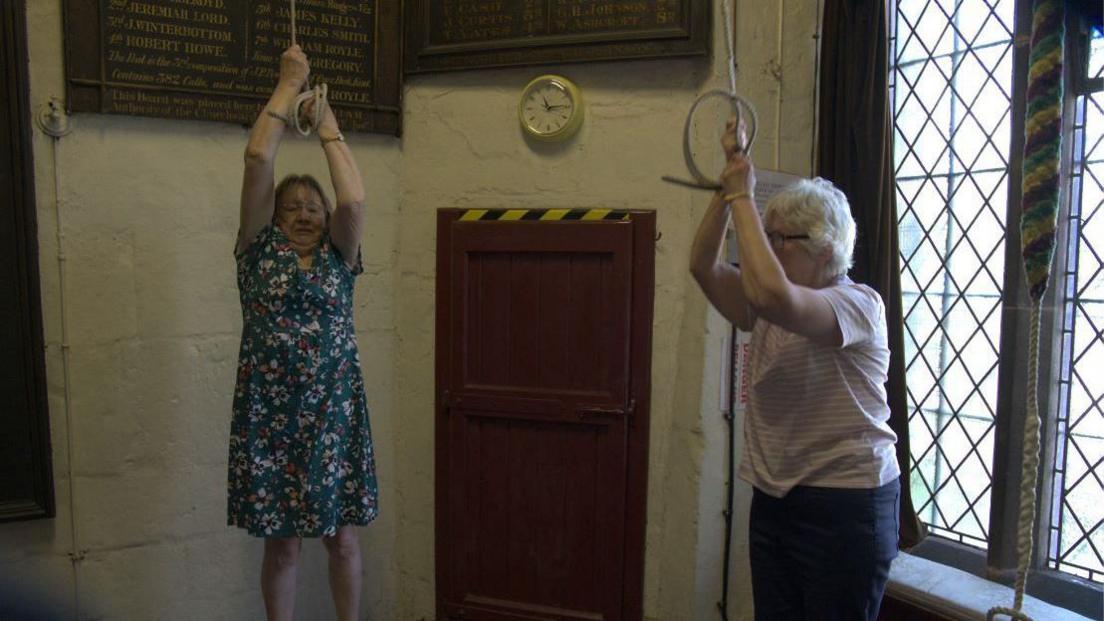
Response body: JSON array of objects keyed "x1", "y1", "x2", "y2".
[
  {"x1": 237, "y1": 45, "x2": 309, "y2": 254},
  {"x1": 311, "y1": 99, "x2": 365, "y2": 267}
]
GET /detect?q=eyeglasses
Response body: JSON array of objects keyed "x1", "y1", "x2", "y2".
[
  {"x1": 278, "y1": 202, "x2": 325, "y2": 216},
  {"x1": 764, "y1": 230, "x2": 810, "y2": 249}
]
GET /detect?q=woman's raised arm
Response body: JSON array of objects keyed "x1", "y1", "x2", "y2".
[
  {"x1": 237, "y1": 45, "x2": 309, "y2": 254},
  {"x1": 689, "y1": 192, "x2": 757, "y2": 331},
  {"x1": 313, "y1": 99, "x2": 365, "y2": 268}
]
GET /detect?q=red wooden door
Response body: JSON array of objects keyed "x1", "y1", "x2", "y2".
[{"x1": 435, "y1": 209, "x2": 655, "y2": 621}]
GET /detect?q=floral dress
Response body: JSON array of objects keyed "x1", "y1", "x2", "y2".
[{"x1": 228, "y1": 225, "x2": 378, "y2": 537}]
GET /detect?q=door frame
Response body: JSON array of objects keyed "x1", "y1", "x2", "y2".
[
  {"x1": 434, "y1": 209, "x2": 655, "y2": 619},
  {"x1": 0, "y1": 0, "x2": 54, "y2": 522}
]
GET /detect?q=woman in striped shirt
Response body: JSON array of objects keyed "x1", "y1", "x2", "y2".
[{"x1": 690, "y1": 119, "x2": 900, "y2": 621}]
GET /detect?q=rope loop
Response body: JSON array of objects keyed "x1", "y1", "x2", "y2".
[
  {"x1": 986, "y1": 606, "x2": 1034, "y2": 621},
  {"x1": 661, "y1": 0, "x2": 759, "y2": 191},
  {"x1": 288, "y1": 82, "x2": 328, "y2": 138},
  {"x1": 684, "y1": 90, "x2": 757, "y2": 187},
  {"x1": 662, "y1": 91, "x2": 758, "y2": 191}
]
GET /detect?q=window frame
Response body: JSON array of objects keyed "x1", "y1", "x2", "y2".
[
  {"x1": 892, "y1": 0, "x2": 1104, "y2": 615},
  {"x1": 1044, "y1": 16, "x2": 1104, "y2": 585}
]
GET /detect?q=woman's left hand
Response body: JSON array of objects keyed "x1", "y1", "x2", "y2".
[
  {"x1": 303, "y1": 96, "x2": 340, "y2": 139},
  {"x1": 721, "y1": 117, "x2": 755, "y2": 199}
]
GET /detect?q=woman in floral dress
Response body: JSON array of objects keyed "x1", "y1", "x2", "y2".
[{"x1": 229, "y1": 44, "x2": 377, "y2": 621}]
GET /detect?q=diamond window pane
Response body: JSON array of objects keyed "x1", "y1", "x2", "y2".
[
  {"x1": 1048, "y1": 28, "x2": 1104, "y2": 584},
  {"x1": 892, "y1": 0, "x2": 1015, "y2": 550}
]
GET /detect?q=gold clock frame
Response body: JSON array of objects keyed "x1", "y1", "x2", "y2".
[{"x1": 518, "y1": 74, "x2": 584, "y2": 142}]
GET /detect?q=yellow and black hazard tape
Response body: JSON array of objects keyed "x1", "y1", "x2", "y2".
[{"x1": 459, "y1": 208, "x2": 631, "y2": 222}]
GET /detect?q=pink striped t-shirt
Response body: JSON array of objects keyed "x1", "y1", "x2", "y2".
[{"x1": 738, "y1": 277, "x2": 900, "y2": 497}]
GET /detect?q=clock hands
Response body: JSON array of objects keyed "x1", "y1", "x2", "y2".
[{"x1": 538, "y1": 92, "x2": 570, "y2": 112}]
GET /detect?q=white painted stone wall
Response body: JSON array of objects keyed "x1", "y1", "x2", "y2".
[
  {"x1": 1, "y1": 1, "x2": 816, "y2": 619},
  {"x1": 694, "y1": 2, "x2": 821, "y2": 619}
]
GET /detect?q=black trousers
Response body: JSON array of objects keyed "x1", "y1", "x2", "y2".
[{"x1": 749, "y1": 478, "x2": 900, "y2": 621}]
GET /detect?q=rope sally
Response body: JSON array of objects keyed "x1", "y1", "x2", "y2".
[
  {"x1": 986, "y1": 2, "x2": 1064, "y2": 619},
  {"x1": 662, "y1": 0, "x2": 759, "y2": 191}
]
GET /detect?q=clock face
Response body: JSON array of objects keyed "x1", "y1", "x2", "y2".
[{"x1": 519, "y1": 76, "x2": 582, "y2": 141}]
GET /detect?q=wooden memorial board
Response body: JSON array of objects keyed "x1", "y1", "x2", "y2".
[
  {"x1": 63, "y1": 0, "x2": 402, "y2": 135},
  {"x1": 405, "y1": 0, "x2": 710, "y2": 73}
]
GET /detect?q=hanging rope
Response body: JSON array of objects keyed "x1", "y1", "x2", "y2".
[
  {"x1": 720, "y1": 0, "x2": 737, "y2": 95},
  {"x1": 986, "y1": 1, "x2": 1064, "y2": 619},
  {"x1": 279, "y1": 0, "x2": 327, "y2": 137},
  {"x1": 290, "y1": 0, "x2": 297, "y2": 47},
  {"x1": 662, "y1": 0, "x2": 758, "y2": 191}
]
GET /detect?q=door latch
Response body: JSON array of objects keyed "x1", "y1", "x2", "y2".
[{"x1": 577, "y1": 397, "x2": 636, "y2": 420}]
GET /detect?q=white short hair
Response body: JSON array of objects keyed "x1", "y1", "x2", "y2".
[{"x1": 762, "y1": 177, "x2": 856, "y2": 279}]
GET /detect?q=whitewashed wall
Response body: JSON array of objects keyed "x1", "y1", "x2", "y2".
[{"x1": 0, "y1": 2, "x2": 817, "y2": 619}]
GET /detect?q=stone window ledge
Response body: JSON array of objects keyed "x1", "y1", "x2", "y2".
[{"x1": 887, "y1": 552, "x2": 1094, "y2": 621}]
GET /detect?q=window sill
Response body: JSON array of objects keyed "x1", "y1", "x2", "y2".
[{"x1": 887, "y1": 552, "x2": 1094, "y2": 621}]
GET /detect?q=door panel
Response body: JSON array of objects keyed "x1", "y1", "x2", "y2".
[
  {"x1": 437, "y1": 210, "x2": 654, "y2": 621},
  {"x1": 450, "y1": 415, "x2": 620, "y2": 616},
  {"x1": 454, "y1": 223, "x2": 631, "y2": 406},
  {"x1": 464, "y1": 251, "x2": 617, "y2": 394}
]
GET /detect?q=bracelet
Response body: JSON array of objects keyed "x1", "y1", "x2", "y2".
[
  {"x1": 320, "y1": 132, "x2": 345, "y2": 145},
  {"x1": 723, "y1": 191, "x2": 753, "y2": 203},
  {"x1": 265, "y1": 108, "x2": 290, "y2": 124}
]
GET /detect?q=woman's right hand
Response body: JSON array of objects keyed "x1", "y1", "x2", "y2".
[
  {"x1": 721, "y1": 116, "x2": 756, "y2": 198},
  {"x1": 721, "y1": 115, "x2": 745, "y2": 160},
  {"x1": 279, "y1": 45, "x2": 310, "y2": 90}
]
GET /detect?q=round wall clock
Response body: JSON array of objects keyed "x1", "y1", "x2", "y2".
[{"x1": 518, "y1": 74, "x2": 584, "y2": 142}]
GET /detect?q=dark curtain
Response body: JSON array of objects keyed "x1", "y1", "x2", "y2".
[{"x1": 816, "y1": 0, "x2": 927, "y2": 548}]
